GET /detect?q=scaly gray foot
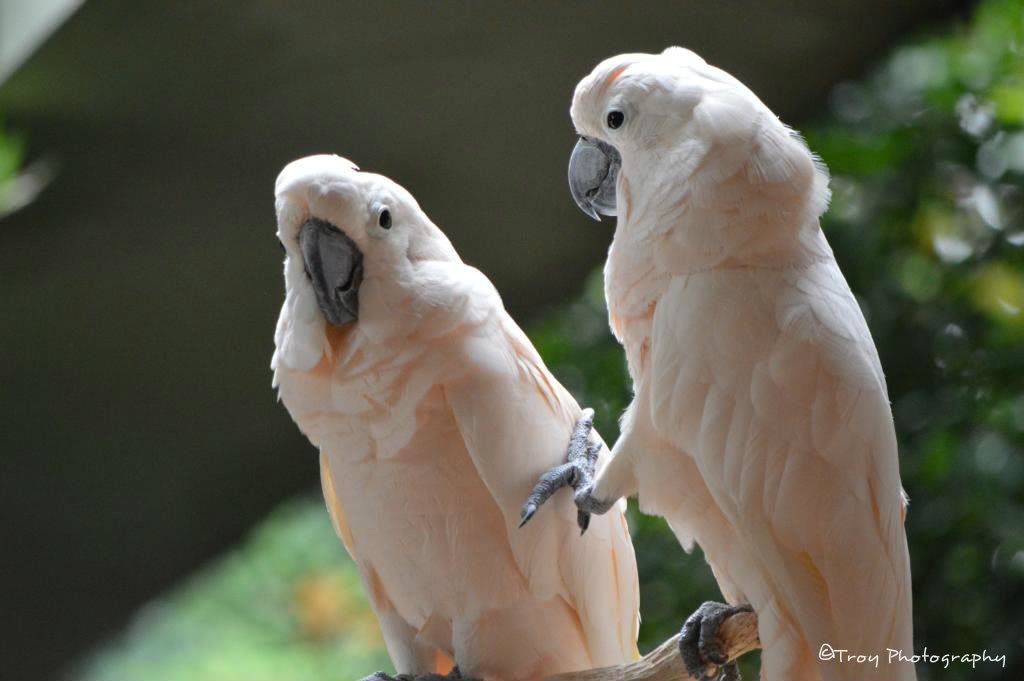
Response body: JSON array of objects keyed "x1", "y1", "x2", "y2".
[
  {"x1": 520, "y1": 408, "x2": 615, "y2": 534},
  {"x1": 679, "y1": 601, "x2": 752, "y2": 681},
  {"x1": 355, "y1": 667, "x2": 466, "y2": 681},
  {"x1": 355, "y1": 673, "x2": 403, "y2": 681}
]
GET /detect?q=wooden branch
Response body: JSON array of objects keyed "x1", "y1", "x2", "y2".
[
  {"x1": 544, "y1": 609, "x2": 760, "y2": 681},
  {"x1": 370, "y1": 611, "x2": 759, "y2": 681}
]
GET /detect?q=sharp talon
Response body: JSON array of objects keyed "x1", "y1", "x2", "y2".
[
  {"x1": 519, "y1": 503, "x2": 537, "y2": 528},
  {"x1": 720, "y1": 660, "x2": 741, "y2": 681},
  {"x1": 679, "y1": 601, "x2": 749, "y2": 681},
  {"x1": 578, "y1": 509, "x2": 591, "y2": 534},
  {"x1": 519, "y1": 407, "x2": 604, "y2": 530}
]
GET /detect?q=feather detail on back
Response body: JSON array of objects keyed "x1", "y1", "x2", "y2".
[{"x1": 645, "y1": 262, "x2": 914, "y2": 679}]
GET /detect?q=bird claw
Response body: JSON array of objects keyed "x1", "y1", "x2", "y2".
[
  {"x1": 520, "y1": 408, "x2": 606, "y2": 533},
  {"x1": 354, "y1": 667, "x2": 465, "y2": 681},
  {"x1": 355, "y1": 673, "x2": 402, "y2": 681},
  {"x1": 679, "y1": 601, "x2": 752, "y2": 681}
]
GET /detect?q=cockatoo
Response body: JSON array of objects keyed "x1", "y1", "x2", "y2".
[
  {"x1": 271, "y1": 155, "x2": 640, "y2": 680},
  {"x1": 523, "y1": 49, "x2": 916, "y2": 681}
]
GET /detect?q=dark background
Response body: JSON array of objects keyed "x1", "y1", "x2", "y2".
[{"x1": 0, "y1": 2, "x2": 982, "y2": 678}]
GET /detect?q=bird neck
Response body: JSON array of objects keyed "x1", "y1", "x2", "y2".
[{"x1": 614, "y1": 163, "x2": 832, "y2": 275}]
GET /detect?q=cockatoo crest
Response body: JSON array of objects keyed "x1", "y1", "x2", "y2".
[{"x1": 569, "y1": 47, "x2": 831, "y2": 265}]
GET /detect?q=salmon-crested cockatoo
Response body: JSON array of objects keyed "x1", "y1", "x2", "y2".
[
  {"x1": 522, "y1": 49, "x2": 916, "y2": 681},
  {"x1": 272, "y1": 155, "x2": 640, "y2": 680}
]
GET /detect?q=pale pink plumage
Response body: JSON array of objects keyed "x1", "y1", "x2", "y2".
[
  {"x1": 571, "y1": 50, "x2": 916, "y2": 680},
  {"x1": 272, "y1": 155, "x2": 639, "y2": 680}
]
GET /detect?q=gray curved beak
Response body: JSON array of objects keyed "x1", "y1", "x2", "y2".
[
  {"x1": 298, "y1": 217, "x2": 363, "y2": 326},
  {"x1": 568, "y1": 137, "x2": 620, "y2": 221}
]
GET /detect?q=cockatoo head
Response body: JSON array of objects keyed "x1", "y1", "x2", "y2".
[
  {"x1": 567, "y1": 47, "x2": 828, "y2": 225},
  {"x1": 273, "y1": 154, "x2": 459, "y2": 372}
]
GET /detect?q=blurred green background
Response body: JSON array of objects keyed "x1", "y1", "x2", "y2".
[{"x1": 3, "y1": 1, "x2": 1022, "y2": 680}]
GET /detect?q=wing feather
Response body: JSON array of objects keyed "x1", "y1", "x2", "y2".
[
  {"x1": 320, "y1": 451, "x2": 357, "y2": 556},
  {"x1": 649, "y1": 261, "x2": 913, "y2": 670},
  {"x1": 442, "y1": 266, "x2": 640, "y2": 666}
]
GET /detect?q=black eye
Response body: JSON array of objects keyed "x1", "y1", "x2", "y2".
[
  {"x1": 607, "y1": 110, "x2": 625, "y2": 129},
  {"x1": 379, "y1": 209, "x2": 392, "y2": 229}
]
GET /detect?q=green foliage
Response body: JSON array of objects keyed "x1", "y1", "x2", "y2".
[
  {"x1": 0, "y1": 119, "x2": 26, "y2": 214},
  {"x1": 76, "y1": 498, "x2": 391, "y2": 680},
  {"x1": 809, "y1": 5, "x2": 1024, "y2": 678},
  {"x1": 80, "y1": 1, "x2": 1024, "y2": 678}
]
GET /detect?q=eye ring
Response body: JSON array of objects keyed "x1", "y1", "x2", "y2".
[
  {"x1": 378, "y1": 208, "x2": 392, "y2": 229},
  {"x1": 606, "y1": 110, "x2": 625, "y2": 130}
]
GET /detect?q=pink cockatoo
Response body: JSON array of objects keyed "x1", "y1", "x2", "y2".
[
  {"x1": 272, "y1": 154, "x2": 639, "y2": 680},
  {"x1": 523, "y1": 49, "x2": 916, "y2": 681}
]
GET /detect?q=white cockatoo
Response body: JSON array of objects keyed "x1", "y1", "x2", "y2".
[
  {"x1": 523, "y1": 49, "x2": 916, "y2": 681},
  {"x1": 271, "y1": 155, "x2": 639, "y2": 680}
]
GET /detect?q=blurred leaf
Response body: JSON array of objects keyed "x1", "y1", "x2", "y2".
[
  {"x1": 0, "y1": 120, "x2": 25, "y2": 214},
  {"x1": 73, "y1": 497, "x2": 390, "y2": 681},
  {"x1": 991, "y1": 84, "x2": 1024, "y2": 124},
  {"x1": 972, "y1": 261, "x2": 1024, "y2": 324}
]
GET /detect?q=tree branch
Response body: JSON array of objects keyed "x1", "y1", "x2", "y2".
[
  {"x1": 544, "y1": 609, "x2": 759, "y2": 681},
  {"x1": 366, "y1": 611, "x2": 759, "y2": 681}
]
